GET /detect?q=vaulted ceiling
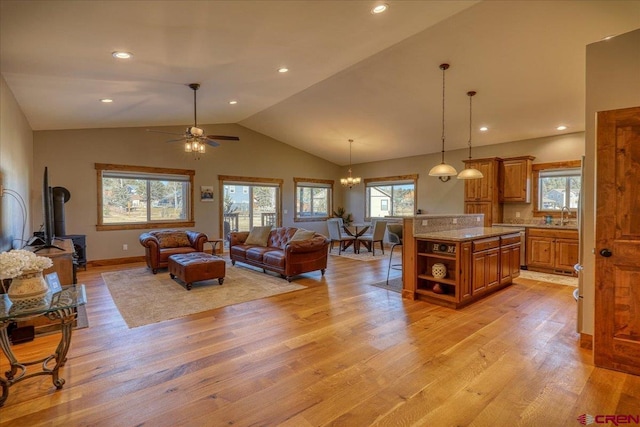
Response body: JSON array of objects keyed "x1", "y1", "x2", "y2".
[{"x1": 1, "y1": 1, "x2": 639, "y2": 165}]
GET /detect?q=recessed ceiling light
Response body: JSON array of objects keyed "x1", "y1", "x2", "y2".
[
  {"x1": 112, "y1": 51, "x2": 133, "y2": 59},
  {"x1": 479, "y1": 126, "x2": 488, "y2": 132},
  {"x1": 602, "y1": 35, "x2": 616, "y2": 41},
  {"x1": 557, "y1": 125, "x2": 568, "y2": 131},
  {"x1": 278, "y1": 67, "x2": 289, "y2": 73},
  {"x1": 99, "y1": 98, "x2": 113, "y2": 103},
  {"x1": 371, "y1": 4, "x2": 388, "y2": 14},
  {"x1": 229, "y1": 100, "x2": 237, "y2": 105}
]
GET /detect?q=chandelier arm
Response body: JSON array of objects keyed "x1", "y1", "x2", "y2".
[{"x1": 441, "y1": 66, "x2": 446, "y2": 163}]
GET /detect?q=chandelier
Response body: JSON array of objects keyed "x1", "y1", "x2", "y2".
[
  {"x1": 340, "y1": 139, "x2": 361, "y2": 189},
  {"x1": 457, "y1": 90, "x2": 484, "y2": 179},
  {"x1": 428, "y1": 63, "x2": 457, "y2": 182}
]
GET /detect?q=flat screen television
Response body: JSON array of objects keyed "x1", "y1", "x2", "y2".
[{"x1": 34, "y1": 167, "x2": 63, "y2": 252}]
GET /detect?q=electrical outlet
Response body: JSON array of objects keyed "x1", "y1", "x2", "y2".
[
  {"x1": 452, "y1": 218, "x2": 457, "y2": 224},
  {"x1": 123, "y1": 244, "x2": 128, "y2": 251},
  {"x1": 516, "y1": 212, "x2": 521, "y2": 218},
  {"x1": 283, "y1": 209, "x2": 288, "y2": 214},
  {"x1": 477, "y1": 217, "x2": 482, "y2": 222},
  {"x1": 422, "y1": 220, "x2": 428, "y2": 226}
]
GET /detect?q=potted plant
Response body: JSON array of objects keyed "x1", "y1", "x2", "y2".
[{"x1": 332, "y1": 207, "x2": 354, "y2": 226}]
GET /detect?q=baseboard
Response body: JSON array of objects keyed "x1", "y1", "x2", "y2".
[
  {"x1": 580, "y1": 333, "x2": 593, "y2": 350},
  {"x1": 87, "y1": 255, "x2": 145, "y2": 267}
]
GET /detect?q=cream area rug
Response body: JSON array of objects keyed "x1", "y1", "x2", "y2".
[
  {"x1": 518, "y1": 270, "x2": 578, "y2": 286},
  {"x1": 329, "y1": 247, "x2": 389, "y2": 262},
  {"x1": 102, "y1": 265, "x2": 306, "y2": 328}
]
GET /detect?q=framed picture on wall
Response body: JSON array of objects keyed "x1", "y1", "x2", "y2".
[{"x1": 200, "y1": 185, "x2": 214, "y2": 202}]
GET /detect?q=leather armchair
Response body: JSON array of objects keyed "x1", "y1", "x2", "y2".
[{"x1": 139, "y1": 230, "x2": 207, "y2": 273}]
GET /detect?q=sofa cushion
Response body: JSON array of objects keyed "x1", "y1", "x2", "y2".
[
  {"x1": 290, "y1": 229, "x2": 316, "y2": 241},
  {"x1": 263, "y1": 251, "x2": 286, "y2": 269},
  {"x1": 154, "y1": 231, "x2": 191, "y2": 248},
  {"x1": 245, "y1": 226, "x2": 272, "y2": 247},
  {"x1": 246, "y1": 246, "x2": 278, "y2": 262}
]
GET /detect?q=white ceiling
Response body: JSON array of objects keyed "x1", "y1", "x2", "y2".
[{"x1": 1, "y1": 1, "x2": 639, "y2": 165}]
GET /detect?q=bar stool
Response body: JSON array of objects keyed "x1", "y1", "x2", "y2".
[{"x1": 386, "y1": 223, "x2": 403, "y2": 285}]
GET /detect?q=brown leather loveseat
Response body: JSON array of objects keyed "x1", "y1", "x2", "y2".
[
  {"x1": 229, "y1": 227, "x2": 329, "y2": 282},
  {"x1": 139, "y1": 229, "x2": 208, "y2": 273}
]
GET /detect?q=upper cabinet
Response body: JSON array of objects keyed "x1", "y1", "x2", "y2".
[
  {"x1": 463, "y1": 157, "x2": 502, "y2": 227},
  {"x1": 500, "y1": 156, "x2": 535, "y2": 203}
]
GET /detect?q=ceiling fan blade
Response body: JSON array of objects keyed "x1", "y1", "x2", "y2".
[
  {"x1": 206, "y1": 135, "x2": 240, "y2": 141},
  {"x1": 204, "y1": 138, "x2": 221, "y2": 147},
  {"x1": 146, "y1": 129, "x2": 183, "y2": 136},
  {"x1": 166, "y1": 138, "x2": 186, "y2": 143}
]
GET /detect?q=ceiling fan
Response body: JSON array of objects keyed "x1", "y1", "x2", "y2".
[{"x1": 147, "y1": 83, "x2": 239, "y2": 154}]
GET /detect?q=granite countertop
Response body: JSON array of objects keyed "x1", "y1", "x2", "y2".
[
  {"x1": 414, "y1": 226, "x2": 524, "y2": 242},
  {"x1": 493, "y1": 222, "x2": 578, "y2": 231}
]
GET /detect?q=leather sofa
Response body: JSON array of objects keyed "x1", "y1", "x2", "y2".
[
  {"x1": 139, "y1": 229, "x2": 208, "y2": 273},
  {"x1": 229, "y1": 227, "x2": 330, "y2": 281}
]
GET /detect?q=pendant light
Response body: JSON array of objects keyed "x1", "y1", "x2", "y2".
[
  {"x1": 457, "y1": 91, "x2": 484, "y2": 179},
  {"x1": 340, "y1": 139, "x2": 361, "y2": 189},
  {"x1": 429, "y1": 63, "x2": 457, "y2": 181}
]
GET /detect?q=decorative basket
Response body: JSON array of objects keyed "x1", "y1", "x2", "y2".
[{"x1": 432, "y1": 263, "x2": 447, "y2": 279}]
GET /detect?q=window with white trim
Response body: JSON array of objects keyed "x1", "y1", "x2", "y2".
[{"x1": 537, "y1": 168, "x2": 581, "y2": 211}]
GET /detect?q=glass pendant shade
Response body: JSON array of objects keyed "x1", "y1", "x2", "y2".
[
  {"x1": 429, "y1": 162, "x2": 458, "y2": 176},
  {"x1": 457, "y1": 167, "x2": 484, "y2": 179}
]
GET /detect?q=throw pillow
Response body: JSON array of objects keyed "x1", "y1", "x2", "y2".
[
  {"x1": 290, "y1": 229, "x2": 316, "y2": 241},
  {"x1": 245, "y1": 226, "x2": 272, "y2": 247},
  {"x1": 155, "y1": 231, "x2": 191, "y2": 248}
]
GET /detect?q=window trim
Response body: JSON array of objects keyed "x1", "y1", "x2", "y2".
[
  {"x1": 293, "y1": 177, "x2": 334, "y2": 222},
  {"x1": 95, "y1": 163, "x2": 195, "y2": 231},
  {"x1": 364, "y1": 174, "x2": 418, "y2": 220},
  {"x1": 532, "y1": 160, "x2": 581, "y2": 217}
]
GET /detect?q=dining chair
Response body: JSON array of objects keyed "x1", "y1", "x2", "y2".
[
  {"x1": 357, "y1": 220, "x2": 387, "y2": 255},
  {"x1": 326, "y1": 218, "x2": 356, "y2": 254},
  {"x1": 386, "y1": 223, "x2": 403, "y2": 285}
]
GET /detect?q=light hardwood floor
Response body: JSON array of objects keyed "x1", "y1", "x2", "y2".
[{"x1": 1, "y1": 253, "x2": 639, "y2": 426}]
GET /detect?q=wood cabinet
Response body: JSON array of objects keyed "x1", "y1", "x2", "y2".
[
  {"x1": 526, "y1": 228, "x2": 578, "y2": 276},
  {"x1": 413, "y1": 232, "x2": 520, "y2": 309},
  {"x1": 26, "y1": 239, "x2": 75, "y2": 285},
  {"x1": 500, "y1": 156, "x2": 535, "y2": 203},
  {"x1": 463, "y1": 157, "x2": 502, "y2": 227},
  {"x1": 471, "y1": 237, "x2": 500, "y2": 294}
]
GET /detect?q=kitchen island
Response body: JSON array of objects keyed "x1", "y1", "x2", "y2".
[{"x1": 401, "y1": 215, "x2": 522, "y2": 309}]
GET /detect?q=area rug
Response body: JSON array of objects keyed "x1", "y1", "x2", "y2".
[
  {"x1": 517, "y1": 270, "x2": 578, "y2": 287},
  {"x1": 102, "y1": 265, "x2": 306, "y2": 328},
  {"x1": 368, "y1": 277, "x2": 402, "y2": 293},
  {"x1": 329, "y1": 247, "x2": 389, "y2": 262}
]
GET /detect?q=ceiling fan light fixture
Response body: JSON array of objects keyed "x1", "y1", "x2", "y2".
[
  {"x1": 371, "y1": 4, "x2": 388, "y2": 14},
  {"x1": 187, "y1": 126, "x2": 204, "y2": 137},
  {"x1": 458, "y1": 90, "x2": 483, "y2": 180},
  {"x1": 184, "y1": 141, "x2": 193, "y2": 153},
  {"x1": 429, "y1": 63, "x2": 457, "y2": 180}
]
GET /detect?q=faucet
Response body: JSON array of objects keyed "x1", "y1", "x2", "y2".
[{"x1": 561, "y1": 206, "x2": 571, "y2": 226}]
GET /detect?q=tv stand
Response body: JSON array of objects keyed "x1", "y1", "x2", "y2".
[{"x1": 33, "y1": 243, "x2": 65, "y2": 253}]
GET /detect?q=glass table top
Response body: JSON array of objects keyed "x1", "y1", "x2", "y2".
[{"x1": 0, "y1": 284, "x2": 86, "y2": 321}]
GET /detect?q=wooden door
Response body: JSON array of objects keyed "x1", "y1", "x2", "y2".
[
  {"x1": 486, "y1": 248, "x2": 500, "y2": 288},
  {"x1": 595, "y1": 106, "x2": 640, "y2": 376}
]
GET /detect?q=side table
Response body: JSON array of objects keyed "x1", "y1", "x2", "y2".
[
  {"x1": 0, "y1": 284, "x2": 87, "y2": 407},
  {"x1": 208, "y1": 238, "x2": 224, "y2": 255}
]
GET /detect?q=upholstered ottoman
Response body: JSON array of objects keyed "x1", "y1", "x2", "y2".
[{"x1": 168, "y1": 252, "x2": 226, "y2": 290}]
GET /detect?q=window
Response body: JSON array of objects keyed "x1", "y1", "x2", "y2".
[
  {"x1": 219, "y1": 175, "x2": 283, "y2": 236},
  {"x1": 293, "y1": 178, "x2": 333, "y2": 222},
  {"x1": 96, "y1": 163, "x2": 195, "y2": 230},
  {"x1": 533, "y1": 161, "x2": 581, "y2": 215},
  {"x1": 365, "y1": 175, "x2": 417, "y2": 219}
]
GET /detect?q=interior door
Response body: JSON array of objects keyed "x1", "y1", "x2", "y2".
[{"x1": 594, "y1": 105, "x2": 640, "y2": 375}]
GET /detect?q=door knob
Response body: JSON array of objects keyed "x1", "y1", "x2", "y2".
[
  {"x1": 574, "y1": 263, "x2": 584, "y2": 272},
  {"x1": 599, "y1": 248, "x2": 612, "y2": 257}
]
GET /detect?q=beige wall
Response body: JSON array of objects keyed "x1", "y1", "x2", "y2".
[
  {"x1": 582, "y1": 28, "x2": 640, "y2": 336},
  {"x1": 32, "y1": 124, "x2": 342, "y2": 261},
  {"x1": 0, "y1": 74, "x2": 33, "y2": 251},
  {"x1": 343, "y1": 132, "x2": 585, "y2": 222}
]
